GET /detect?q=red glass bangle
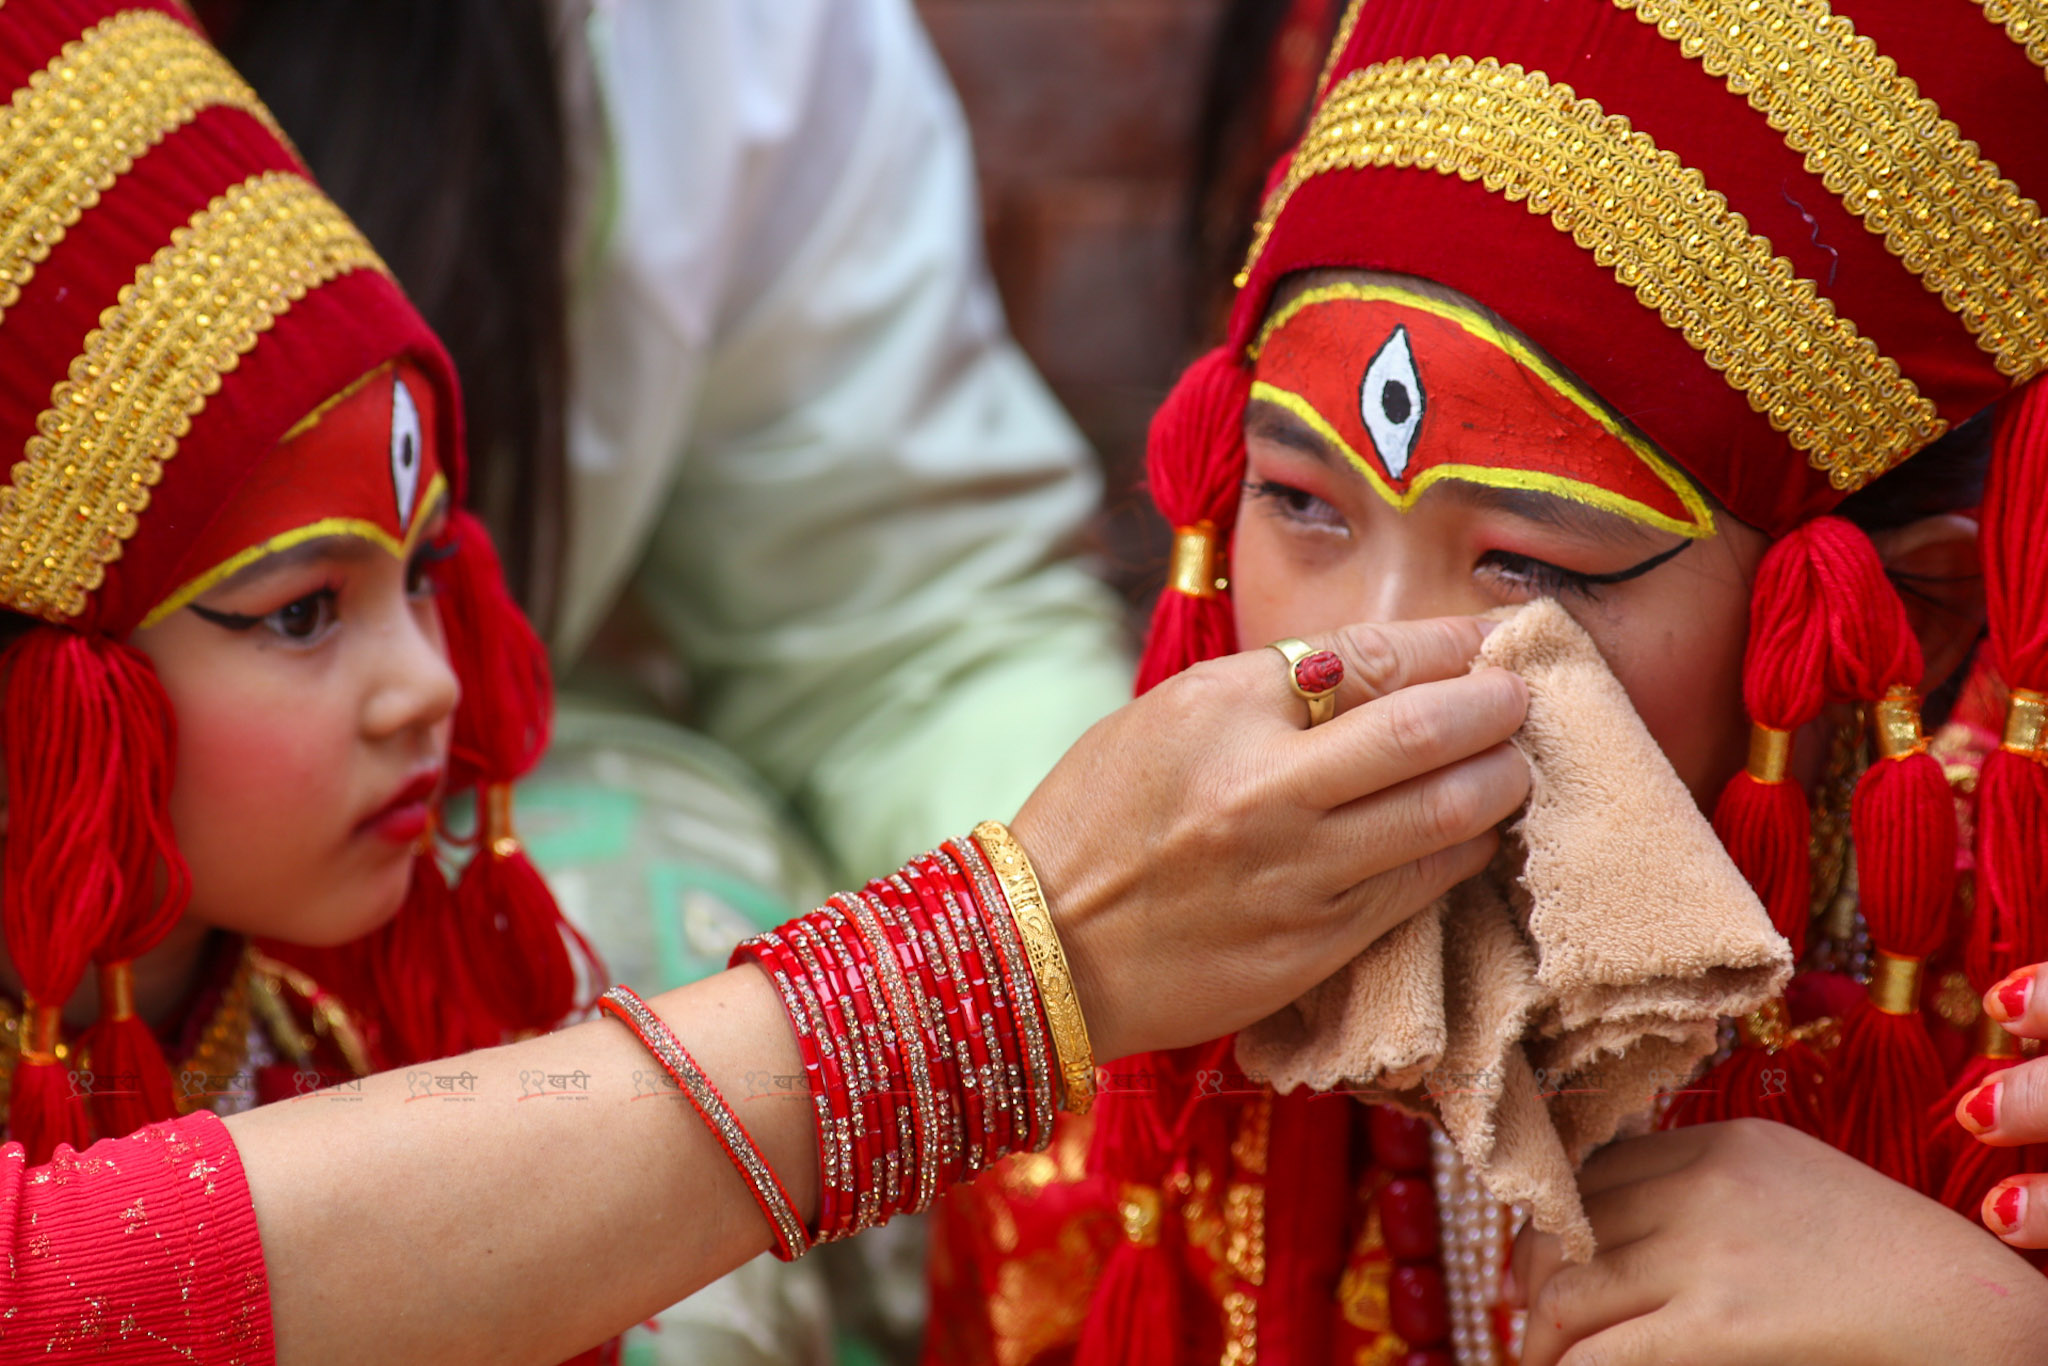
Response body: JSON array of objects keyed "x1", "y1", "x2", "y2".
[
  {"x1": 903, "y1": 857, "x2": 1001, "y2": 1176},
  {"x1": 750, "y1": 928, "x2": 860, "y2": 1240},
  {"x1": 730, "y1": 934, "x2": 845, "y2": 1234},
  {"x1": 852, "y1": 888, "x2": 946, "y2": 1213},
  {"x1": 818, "y1": 896, "x2": 909, "y2": 1221},
  {"x1": 930, "y1": 846, "x2": 1029, "y2": 1157},
  {"x1": 785, "y1": 913, "x2": 882, "y2": 1235},
  {"x1": 882, "y1": 869, "x2": 976, "y2": 1181},
  {"x1": 598, "y1": 985, "x2": 811, "y2": 1262},
  {"x1": 948, "y1": 837, "x2": 1057, "y2": 1151}
]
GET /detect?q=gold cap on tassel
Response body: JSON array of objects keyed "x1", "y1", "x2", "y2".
[
  {"x1": 1870, "y1": 951, "x2": 1924, "y2": 1016},
  {"x1": 1874, "y1": 686, "x2": 1926, "y2": 760},
  {"x1": 1746, "y1": 724, "x2": 1792, "y2": 784},
  {"x1": 2004, "y1": 688, "x2": 2047, "y2": 761},
  {"x1": 1169, "y1": 521, "x2": 1225, "y2": 599}
]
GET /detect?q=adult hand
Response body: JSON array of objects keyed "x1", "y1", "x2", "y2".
[
  {"x1": 1012, "y1": 615, "x2": 1528, "y2": 1063},
  {"x1": 1959, "y1": 963, "x2": 2048, "y2": 1245},
  {"x1": 1510, "y1": 1119, "x2": 2048, "y2": 1366}
]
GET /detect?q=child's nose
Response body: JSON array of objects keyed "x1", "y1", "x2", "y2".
[{"x1": 364, "y1": 598, "x2": 460, "y2": 740}]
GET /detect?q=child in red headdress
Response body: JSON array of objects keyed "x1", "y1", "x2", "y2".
[
  {"x1": 0, "y1": 0, "x2": 590, "y2": 1172},
  {"x1": 930, "y1": 2, "x2": 2048, "y2": 1363}
]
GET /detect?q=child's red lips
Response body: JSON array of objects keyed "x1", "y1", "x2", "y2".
[{"x1": 358, "y1": 770, "x2": 441, "y2": 842}]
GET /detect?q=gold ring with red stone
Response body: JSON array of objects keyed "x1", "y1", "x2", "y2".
[{"x1": 1268, "y1": 637, "x2": 1343, "y2": 727}]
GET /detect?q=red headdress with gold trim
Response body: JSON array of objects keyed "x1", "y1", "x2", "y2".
[
  {"x1": 1111, "y1": 1, "x2": 2048, "y2": 1360},
  {"x1": 0, "y1": 0, "x2": 593, "y2": 1162}
]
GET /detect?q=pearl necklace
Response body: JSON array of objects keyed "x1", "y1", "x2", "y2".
[{"x1": 1431, "y1": 1127, "x2": 1527, "y2": 1366}]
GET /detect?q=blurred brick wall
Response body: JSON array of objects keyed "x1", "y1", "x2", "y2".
[{"x1": 918, "y1": 0, "x2": 1232, "y2": 610}]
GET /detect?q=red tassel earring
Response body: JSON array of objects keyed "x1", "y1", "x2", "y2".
[
  {"x1": 437, "y1": 510, "x2": 598, "y2": 1037},
  {"x1": 1934, "y1": 378, "x2": 2048, "y2": 1213},
  {"x1": 2, "y1": 631, "x2": 186, "y2": 1160},
  {"x1": 1666, "y1": 521, "x2": 1842, "y2": 1135},
  {"x1": 1817, "y1": 525, "x2": 1953, "y2": 1194},
  {"x1": 1135, "y1": 347, "x2": 1250, "y2": 695},
  {"x1": 1079, "y1": 348, "x2": 1253, "y2": 1366}
]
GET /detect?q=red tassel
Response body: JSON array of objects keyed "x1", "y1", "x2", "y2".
[
  {"x1": 429, "y1": 510, "x2": 599, "y2": 1039},
  {"x1": 1662, "y1": 1014, "x2": 1831, "y2": 1139},
  {"x1": 455, "y1": 789, "x2": 597, "y2": 1033},
  {"x1": 1830, "y1": 730, "x2": 1954, "y2": 1192},
  {"x1": 1073, "y1": 1041, "x2": 1228, "y2": 1366},
  {"x1": 10, "y1": 1052, "x2": 89, "y2": 1166},
  {"x1": 79, "y1": 962, "x2": 180, "y2": 1137},
  {"x1": 1072, "y1": 1199, "x2": 1186, "y2": 1366},
  {"x1": 1136, "y1": 348, "x2": 1250, "y2": 695},
  {"x1": 1707, "y1": 522, "x2": 1846, "y2": 960},
  {"x1": 1, "y1": 630, "x2": 185, "y2": 1157},
  {"x1": 377, "y1": 852, "x2": 500, "y2": 1062},
  {"x1": 1713, "y1": 773, "x2": 1813, "y2": 953}
]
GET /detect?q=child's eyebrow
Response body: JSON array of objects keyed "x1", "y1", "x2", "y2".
[
  {"x1": 203, "y1": 535, "x2": 380, "y2": 596},
  {"x1": 1435, "y1": 482, "x2": 1671, "y2": 548},
  {"x1": 1245, "y1": 400, "x2": 1340, "y2": 464}
]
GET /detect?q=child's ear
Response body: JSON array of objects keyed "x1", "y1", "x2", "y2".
[{"x1": 1866, "y1": 513, "x2": 1984, "y2": 695}]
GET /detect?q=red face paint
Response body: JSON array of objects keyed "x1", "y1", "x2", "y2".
[
  {"x1": 1249, "y1": 283, "x2": 1714, "y2": 538},
  {"x1": 142, "y1": 361, "x2": 448, "y2": 626}
]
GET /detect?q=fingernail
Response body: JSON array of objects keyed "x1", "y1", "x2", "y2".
[
  {"x1": 1986, "y1": 1182, "x2": 2027, "y2": 1236},
  {"x1": 1992, "y1": 970, "x2": 2034, "y2": 1024},
  {"x1": 1961, "y1": 1081, "x2": 2000, "y2": 1136},
  {"x1": 1474, "y1": 619, "x2": 1500, "y2": 637},
  {"x1": 1501, "y1": 1262, "x2": 1520, "y2": 1307}
]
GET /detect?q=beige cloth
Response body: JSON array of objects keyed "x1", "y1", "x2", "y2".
[{"x1": 1236, "y1": 600, "x2": 1790, "y2": 1260}]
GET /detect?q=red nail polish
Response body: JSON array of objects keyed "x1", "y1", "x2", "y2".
[
  {"x1": 1995, "y1": 972, "x2": 2033, "y2": 1023},
  {"x1": 1989, "y1": 1183, "x2": 2027, "y2": 1235},
  {"x1": 1963, "y1": 1083, "x2": 2000, "y2": 1135}
]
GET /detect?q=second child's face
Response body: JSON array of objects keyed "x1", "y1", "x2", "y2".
[
  {"x1": 1229, "y1": 273, "x2": 1772, "y2": 806},
  {"x1": 129, "y1": 365, "x2": 458, "y2": 947}
]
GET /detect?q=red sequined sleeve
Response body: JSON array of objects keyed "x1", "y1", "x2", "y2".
[{"x1": 0, "y1": 1112, "x2": 272, "y2": 1363}]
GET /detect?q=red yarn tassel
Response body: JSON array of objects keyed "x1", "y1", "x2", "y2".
[
  {"x1": 455, "y1": 787, "x2": 598, "y2": 1033},
  {"x1": 10, "y1": 1049, "x2": 88, "y2": 1165},
  {"x1": 79, "y1": 962, "x2": 181, "y2": 1137},
  {"x1": 377, "y1": 851, "x2": 500, "y2": 1062},
  {"x1": 433, "y1": 510, "x2": 598, "y2": 1037},
  {"x1": 1073, "y1": 1042, "x2": 1227, "y2": 1366},
  {"x1": 1830, "y1": 738, "x2": 1955, "y2": 1192},
  {"x1": 1708, "y1": 523, "x2": 1839, "y2": 960},
  {"x1": 1712, "y1": 772, "x2": 1813, "y2": 954},
  {"x1": 1136, "y1": 348, "x2": 1250, "y2": 695},
  {"x1": 1662, "y1": 1009, "x2": 1831, "y2": 1139},
  {"x1": 1, "y1": 631, "x2": 185, "y2": 1159}
]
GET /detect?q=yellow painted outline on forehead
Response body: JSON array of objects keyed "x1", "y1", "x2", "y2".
[
  {"x1": 136, "y1": 472, "x2": 449, "y2": 631},
  {"x1": 1248, "y1": 282, "x2": 1715, "y2": 539}
]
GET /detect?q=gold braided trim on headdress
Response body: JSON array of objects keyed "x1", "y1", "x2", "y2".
[
  {"x1": 0, "y1": 10, "x2": 289, "y2": 333},
  {"x1": 1973, "y1": 0, "x2": 2048, "y2": 76},
  {"x1": 0, "y1": 171, "x2": 387, "y2": 620},
  {"x1": 1238, "y1": 57, "x2": 1944, "y2": 491},
  {"x1": 1616, "y1": 0, "x2": 2048, "y2": 383}
]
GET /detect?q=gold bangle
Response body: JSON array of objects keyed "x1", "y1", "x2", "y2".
[
  {"x1": 973, "y1": 820, "x2": 1096, "y2": 1115},
  {"x1": 2004, "y1": 688, "x2": 2048, "y2": 761},
  {"x1": 1874, "y1": 687, "x2": 1926, "y2": 760},
  {"x1": 1169, "y1": 521, "x2": 1225, "y2": 599},
  {"x1": 1869, "y1": 951, "x2": 1924, "y2": 1016},
  {"x1": 1746, "y1": 725, "x2": 1792, "y2": 785}
]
